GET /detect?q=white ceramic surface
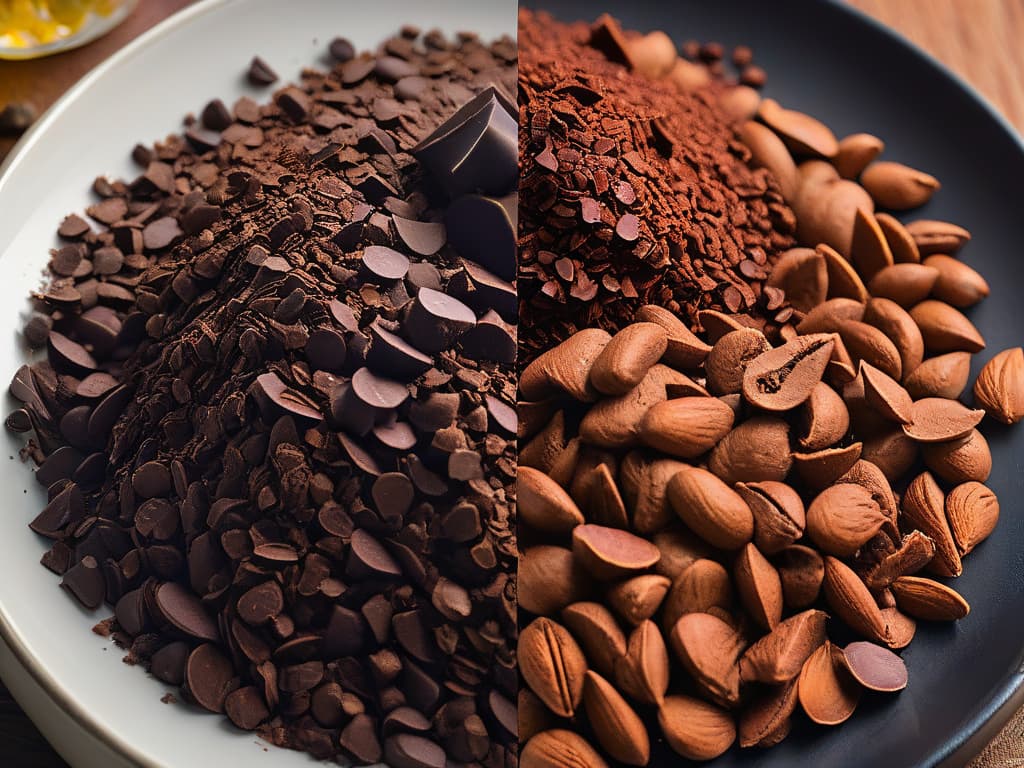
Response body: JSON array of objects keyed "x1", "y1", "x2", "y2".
[{"x1": 0, "y1": 1, "x2": 515, "y2": 765}]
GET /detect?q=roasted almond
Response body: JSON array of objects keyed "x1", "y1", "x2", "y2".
[
  {"x1": 561, "y1": 601, "x2": 627, "y2": 679},
  {"x1": 698, "y1": 308, "x2": 757, "y2": 342},
  {"x1": 620, "y1": 453, "x2": 690, "y2": 535},
  {"x1": 862, "y1": 428, "x2": 919, "y2": 482},
  {"x1": 765, "y1": 247, "x2": 828, "y2": 312},
  {"x1": 520, "y1": 410, "x2": 567, "y2": 472},
  {"x1": 833, "y1": 132, "x2": 884, "y2": 179},
  {"x1": 734, "y1": 543, "x2": 784, "y2": 631},
  {"x1": 904, "y1": 352, "x2": 972, "y2": 399},
  {"x1": 758, "y1": 98, "x2": 839, "y2": 157},
  {"x1": 902, "y1": 398, "x2": 984, "y2": 443},
  {"x1": 520, "y1": 617, "x2": 589, "y2": 718},
  {"x1": 862, "y1": 297, "x2": 926, "y2": 382},
  {"x1": 520, "y1": 546, "x2": 592, "y2": 616},
  {"x1": 837, "y1": 319, "x2": 902, "y2": 380},
  {"x1": 547, "y1": 436, "x2": 581, "y2": 489},
  {"x1": 924, "y1": 254, "x2": 990, "y2": 308},
  {"x1": 795, "y1": 173, "x2": 874, "y2": 255},
  {"x1": 583, "y1": 671, "x2": 650, "y2": 767},
  {"x1": 861, "y1": 361, "x2": 914, "y2": 423},
  {"x1": 519, "y1": 466, "x2": 585, "y2": 534},
  {"x1": 850, "y1": 208, "x2": 894, "y2": 281},
  {"x1": 718, "y1": 84, "x2": 762, "y2": 122},
  {"x1": 798, "y1": 642, "x2": 861, "y2": 725},
  {"x1": 806, "y1": 483, "x2": 886, "y2": 557},
  {"x1": 577, "y1": 462, "x2": 629, "y2": 529},
  {"x1": 709, "y1": 415, "x2": 793, "y2": 486},
  {"x1": 822, "y1": 556, "x2": 888, "y2": 642},
  {"x1": 798, "y1": 381, "x2": 850, "y2": 451},
  {"x1": 775, "y1": 545, "x2": 825, "y2": 610},
  {"x1": 818, "y1": 243, "x2": 869, "y2": 302},
  {"x1": 705, "y1": 328, "x2": 771, "y2": 395},
  {"x1": 838, "y1": 459, "x2": 900, "y2": 536},
  {"x1": 797, "y1": 297, "x2": 865, "y2": 335},
  {"x1": 739, "y1": 609, "x2": 827, "y2": 684},
  {"x1": 635, "y1": 304, "x2": 712, "y2": 370},
  {"x1": 738, "y1": 679, "x2": 799, "y2": 748},
  {"x1": 639, "y1": 397, "x2": 735, "y2": 458},
  {"x1": 875, "y1": 212, "x2": 921, "y2": 263},
  {"x1": 739, "y1": 119, "x2": 801, "y2": 202},
  {"x1": 921, "y1": 429, "x2": 992, "y2": 484},
  {"x1": 904, "y1": 219, "x2": 971, "y2": 255},
  {"x1": 742, "y1": 333, "x2": 835, "y2": 411},
  {"x1": 793, "y1": 443, "x2": 863, "y2": 491},
  {"x1": 867, "y1": 263, "x2": 939, "y2": 308},
  {"x1": 519, "y1": 689, "x2": 557, "y2": 745},
  {"x1": 521, "y1": 328, "x2": 611, "y2": 402},
  {"x1": 652, "y1": 527, "x2": 715, "y2": 580},
  {"x1": 901, "y1": 471, "x2": 962, "y2": 577},
  {"x1": 973, "y1": 347, "x2": 1024, "y2": 424},
  {"x1": 670, "y1": 612, "x2": 745, "y2": 708},
  {"x1": 736, "y1": 481, "x2": 806, "y2": 554},
  {"x1": 857, "y1": 529, "x2": 935, "y2": 590},
  {"x1": 667, "y1": 466, "x2": 755, "y2": 550},
  {"x1": 860, "y1": 161, "x2": 940, "y2": 209},
  {"x1": 658, "y1": 694, "x2": 736, "y2": 761},
  {"x1": 614, "y1": 620, "x2": 670, "y2": 706},
  {"x1": 891, "y1": 576, "x2": 970, "y2": 621},
  {"x1": 519, "y1": 398, "x2": 559, "y2": 440},
  {"x1": 572, "y1": 524, "x2": 661, "y2": 581},
  {"x1": 521, "y1": 729, "x2": 609, "y2": 768},
  {"x1": 578, "y1": 363, "x2": 670, "y2": 448},
  {"x1": 909, "y1": 299, "x2": 985, "y2": 354},
  {"x1": 662, "y1": 559, "x2": 734, "y2": 631},
  {"x1": 946, "y1": 481, "x2": 999, "y2": 555},
  {"x1": 589, "y1": 322, "x2": 669, "y2": 396},
  {"x1": 880, "y1": 607, "x2": 918, "y2": 649},
  {"x1": 607, "y1": 574, "x2": 672, "y2": 627}
]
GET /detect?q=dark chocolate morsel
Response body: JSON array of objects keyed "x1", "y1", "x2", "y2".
[
  {"x1": 351, "y1": 366, "x2": 409, "y2": 409},
  {"x1": 154, "y1": 581, "x2": 220, "y2": 641},
  {"x1": 362, "y1": 245, "x2": 410, "y2": 280},
  {"x1": 367, "y1": 322, "x2": 433, "y2": 381},
  {"x1": 247, "y1": 56, "x2": 278, "y2": 85},
  {"x1": 403, "y1": 288, "x2": 476, "y2": 354},
  {"x1": 150, "y1": 641, "x2": 190, "y2": 685},
  {"x1": 384, "y1": 733, "x2": 447, "y2": 768},
  {"x1": 60, "y1": 555, "x2": 105, "y2": 609},
  {"x1": 340, "y1": 714, "x2": 383, "y2": 764},
  {"x1": 444, "y1": 193, "x2": 517, "y2": 281},
  {"x1": 186, "y1": 643, "x2": 235, "y2": 713},
  {"x1": 225, "y1": 686, "x2": 270, "y2": 730},
  {"x1": 393, "y1": 216, "x2": 446, "y2": 256}
]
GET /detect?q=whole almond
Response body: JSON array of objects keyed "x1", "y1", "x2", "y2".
[
  {"x1": 547, "y1": 436, "x2": 580, "y2": 489},
  {"x1": 652, "y1": 527, "x2": 715, "y2": 580},
  {"x1": 863, "y1": 297, "x2": 926, "y2": 381},
  {"x1": 561, "y1": 602, "x2": 627, "y2": 680},
  {"x1": 923, "y1": 254, "x2": 990, "y2": 308},
  {"x1": 607, "y1": 574, "x2": 672, "y2": 627},
  {"x1": 520, "y1": 409, "x2": 566, "y2": 469},
  {"x1": 709, "y1": 415, "x2": 793, "y2": 485},
  {"x1": 795, "y1": 175, "x2": 875, "y2": 258},
  {"x1": 806, "y1": 483, "x2": 887, "y2": 557},
  {"x1": 740, "y1": 609, "x2": 827, "y2": 685},
  {"x1": 799, "y1": 381, "x2": 850, "y2": 451},
  {"x1": 822, "y1": 556, "x2": 889, "y2": 642},
  {"x1": 765, "y1": 247, "x2": 828, "y2": 312},
  {"x1": 735, "y1": 543, "x2": 784, "y2": 631},
  {"x1": 758, "y1": 98, "x2": 839, "y2": 157},
  {"x1": 905, "y1": 218, "x2": 971, "y2": 255},
  {"x1": 909, "y1": 299, "x2": 985, "y2": 354},
  {"x1": 867, "y1": 263, "x2": 939, "y2": 307},
  {"x1": 577, "y1": 462, "x2": 629, "y2": 529},
  {"x1": 718, "y1": 84, "x2": 762, "y2": 122},
  {"x1": 850, "y1": 208, "x2": 895, "y2": 281},
  {"x1": 875, "y1": 212, "x2": 921, "y2": 263},
  {"x1": 797, "y1": 297, "x2": 865, "y2": 335},
  {"x1": 635, "y1": 304, "x2": 712, "y2": 370},
  {"x1": 793, "y1": 443, "x2": 863, "y2": 490},
  {"x1": 522, "y1": 730, "x2": 608, "y2": 768},
  {"x1": 521, "y1": 328, "x2": 611, "y2": 402},
  {"x1": 614, "y1": 620, "x2": 670, "y2": 706},
  {"x1": 639, "y1": 397, "x2": 735, "y2": 458},
  {"x1": 589, "y1": 323, "x2": 669, "y2": 396},
  {"x1": 519, "y1": 466, "x2": 585, "y2": 534},
  {"x1": 743, "y1": 333, "x2": 835, "y2": 411},
  {"x1": 838, "y1": 319, "x2": 902, "y2": 380},
  {"x1": 736, "y1": 481, "x2": 806, "y2": 554},
  {"x1": 891, "y1": 576, "x2": 970, "y2": 621},
  {"x1": 658, "y1": 694, "x2": 736, "y2": 761},
  {"x1": 861, "y1": 161, "x2": 940, "y2": 209},
  {"x1": 839, "y1": 459, "x2": 900, "y2": 535},
  {"x1": 670, "y1": 612, "x2": 744, "y2": 708},
  {"x1": 620, "y1": 453, "x2": 690, "y2": 534},
  {"x1": 818, "y1": 243, "x2": 869, "y2": 302},
  {"x1": 667, "y1": 466, "x2": 755, "y2": 550},
  {"x1": 739, "y1": 119, "x2": 800, "y2": 202},
  {"x1": 520, "y1": 617, "x2": 589, "y2": 718},
  {"x1": 862, "y1": 429, "x2": 919, "y2": 482},
  {"x1": 861, "y1": 361, "x2": 914, "y2": 423},
  {"x1": 578, "y1": 363, "x2": 670, "y2": 448},
  {"x1": 903, "y1": 398, "x2": 985, "y2": 443},
  {"x1": 572, "y1": 524, "x2": 661, "y2": 581},
  {"x1": 901, "y1": 471, "x2": 962, "y2": 577},
  {"x1": 946, "y1": 481, "x2": 999, "y2": 555},
  {"x1": 974, "y1": 347, "x2": 1024, "y2": 424},
  {"x1": 905, "y1": 352, "x2": 972, "y2": 399},
  {"x1": 519, "y1": 689, "x2": 557, "y2": 745},
  {"x1": 775, "y1": 545, "x2": 825, "y2": 610},
  {"x1": 705, "y1": 328, "x2": 771, "y2": 395},
  {"x1": 921, "y1": 428, "x2": 992, "y2": 484},
  {"x1": 569, "y1": 446, "x2": 617, "y2": 505},
  {"x1": 626, "y1": 30, "x2": 677, "y2": 78},
  {"x1": 739, "y1": 678, "x2": 799, "y2": 748},
  {"x1": 663, "y1": 559, "x2": 734, "y2": 631},
  {"x1": 834, "y1": 132, "x2": 884, "y2": 179},
  {"x1": 798, "y1": 642, "x2": 861, "y2": 725},
  {"x1": 520, "y1": 398, "x2": 558, "y2": 440},
  {"x1": 520, "y1": 546, "x2": 592, "y2": 616},
  {"x1": 583, "y1": 671, "x2": 650, "y2": 766}
]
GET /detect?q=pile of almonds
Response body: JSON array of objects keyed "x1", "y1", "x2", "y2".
[{"x1": 516, "y1": 34, "x2": 1023, "y2": 766}]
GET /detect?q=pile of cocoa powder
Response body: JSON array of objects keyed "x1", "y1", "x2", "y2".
[{"x1": 517, "y1": 10, "x2": 796, "y2": 361}]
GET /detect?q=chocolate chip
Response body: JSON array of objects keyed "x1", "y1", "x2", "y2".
[
  {"x1": 247, "y1": 56, "x2": 278, "y2": 85},
  {"x1": 351, "y1": 366, "x2": 409, "y2": 409},
  {"x1": 329, "y1": 37, "x2": 356, "y2": 62},
  {"x1": 155, "y1": 581, "x2": 220, "y2": 641},
  {"x1": 384, "y1": 733, "x2": 447, "y2": 768},
  {"x1": 237, "y1": 581, "x2": 284, "y2": 625},
  {"x1": 393, "y1": 216, "x2": 446, "y2": 256},
  {"x1": 142, "y1": 216, "x2": 184, "y2": 250},
  {"x1": 150, "y1": 641, "x2": 190, "y2": 685},
  {"x1": 340, "y1": 714, "x2": 383, "y2": 764},
  {"x1": 57, "y1": 213, "x2": 90, "y2": 239},
  {"x1": 363, "y1": 245, "x2": 410, "y2": 280},
  {"x1": 201, "y1": 99, "x2": 233, "y2": 131},
  {"x1": 186, "y1": 643, "x2": 235, "y2": 712},
  {"x1": 60, "y1": 555, "x2": 105, "y2": 609},
  {"x1": 276, "y1": 88, "x2": 312, "y2": 123},
  {"x1": 132, "y1": 461, "x2": 170, "y2": 498},
  {"x1": 225, "y1": 686, "x2": 270, "y2": 730}
]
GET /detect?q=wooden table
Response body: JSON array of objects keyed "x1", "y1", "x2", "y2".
[{"x1": 0, "y1": 1, "x2": 1023, "y2": 766}]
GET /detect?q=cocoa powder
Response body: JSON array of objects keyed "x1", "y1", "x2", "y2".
[{"x1": 517, "y1": 10, "x2": 796, "y2": 361}]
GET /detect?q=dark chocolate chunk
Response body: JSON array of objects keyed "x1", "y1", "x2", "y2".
[
  {"x1": 60, "y1": 555, "x2": 105, "y2": 609},
  {"x1": 201, "y1": 99, "x2": 233, "y2": 131},
  {"x1": 403, "y1": 288, "x2": 476, "y2": 354},
  {"x1": 151, "y1": 641, "x2": 190, "y2": 685},
  {"x1": 351, "y1": 367, "x2": 409, "y2": 409},
  {"x1": 247, "y1": 56, "x2": 279, "y2": 85},
  {"x1": 384, "y1": 733, "x2": 447, "y2": 768},
  {"x1": 329, "y1": 37, "x2": 356, "y2": 62},
  {"x1": 155, "y1": 582, "x2": 220, "y2": 641},
  {"x1": 393, "y1": 216, "x2": 446, "y2": 256},
  {"x1": 362, "y1": 245, "x2": 410, "y2": 280},
  {"x1": 340, "y1": 714, "x2": 383, "y2": 764},
  {"x1": 186, "y1": 643, "x2": 235, "y2": 712},
  {"x1": 225, "y1": 686, "x2": 270, "y2": 730},
  {"x1": 237, "y1": 581, "x2": 284, "y2": 625}
]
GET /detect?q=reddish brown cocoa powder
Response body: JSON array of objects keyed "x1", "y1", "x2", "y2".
[{"x1": 517, "y1": 10, "x2": 796, "y2": 360}]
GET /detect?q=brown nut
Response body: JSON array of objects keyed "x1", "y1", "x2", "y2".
[
  {"x1": 946, "y1": 481, "x2": 999, "y2": 555},
  {"x1": 921, "y1": 429, "x2": 992, "y2": 484},
  {"x1": 905, "y1": 352, "x2": 972, "y2": 400},
  {"x1": 798, "y1": 381, "x2": 850, "y2": 451},
  {"x1": 578, "y1": 364, "x2": 671, "y2": 448},
  {"x1": 797, "y1": 297, "x2": 865, "y2": 335},
  {"x1": 806, "y1": 483, "x2": 887, "y2": 557},
  {"x1": 519, "y1": 466, "x2": 585, "y2": 534},
  {"x1": 626, "y1": 30, "x2": 677, "y2": 78},
  {"x1": 638, "y1": 397, "x2": 735, "y2": 458},
  {"x1": 662, "y1": 559, "x2": 734, "y2": 631},
  {"x1": 739, "y1": 120, "x2": 800, "y2": 202},
  {"x1": 902, "y1": 398, "x2": 984, "y2": 443},
  {"x1": 734, "y1": 542, "x2": 784, "y2": 631},
  {"x1": 589, "y1": 322, "x2": 669, "y2": 396},
  {"x1": 867, "y1": 263, "x2": 939, "y2": 308},
  {"x1": 742, "y1": 334, "x2": 835, "y2": 411},
  {"x1": 561, "y1": 602, "x2": 627, "y2": 680},
  {"x1": 670, "y1": 612, "x2": 744, "y2": 708},
  {"x1": 758, "y1": 98, "x2": 839, "y2": 158},
  {"x1": 607, "y1": 574, "x2": 672, "y2": 627},
  {"x1": 736, "y1": 481, "x2": 806, "y2": 554},
  {"x1": 909, "y1": 299, "x2": 985, "y2": 354},
  {"x1": 862, "y1": 298, "x2": 925, "y2": 382},
  {"x1": 705, "y1": 328, "x2": 771, "y2": 395},
  {"x1": 521, "y1": 328, "x2": 611, "y2": 402},
  {"x1": 904, "y1": 219, "x2": 971, "y2": 256},
  {"x1": 738, "y1": 679, "x2": 800, "y2": 748},
  {"x1": 520, "y1": 546, "x2": 591, "y2": 616},
  {"x1": 620, "y1": 452, "x2": 689, "y2": 535},
  {"x1": 765, "y1": 247, "x2": 828, "y2": 312},
  {"x1": 635, "y1": 304, "x2": 712, "y2": 370},
  {"x1": 974, "y1": 347, "x2": 1024, "y2": 424},
  {"x1": 923, "y1": 254, "x2": 990, "y2": 308},
  {"x1": 833, "y1": 133, "x2": 884, "y2": 179},
  {"x1": 614, "y1": 620, "x2": 670, "y2": 706},
  {"x1": 860, "y1": 161, "x2": 940, "y2": 209},
  {"x1": 582, "y1": 671, "x2": 650, "y2": 767},
  {"x1": 666, "y1": 467, "x2": 755, "y2": 550},
  {"x1": 822, "y1": 556, "x2": 889, "y2": 643},
  {"x1": 818, "y1": 243, "x2": 869, "y2": 303},
  {"x1": 739, "y1": 609, "x2": 827, "y2": 684},
  {"x1": 520, "y1": 617, "x2": 588, "y2": 718},
  {"x1": 902, "y1": 471, "x2": 962, "y2": 577},
  {"x1": 658, "y1": 694, "x2": 736, "y2": 761},
  {"x1": 775, "y1": 545, "x2": 825, "y2": 610},
  {"x1": 708, "y1": 415, "x2": 793, "y2": 485},
  {"x1": 521, "y1": 730, "x2": 609, "y2": 768},
  {"x1": 837, "y1": 319, "x2": 902, "y2": 380},
  {"x1": 875, "y1": 212, "x2": 921, "y2": 263},
  {"x1": 572, "y1": 525, "x2": 661, "y2": 581},
  {"x1": 798, "y1": 642, "x2": 861, "y2": 725},
  {"x1": 891, "y1": 576, "x2": 970, "y2": 621},
  {"x1": 850, "y1": 208, "x2": 894, "y2": 282}
]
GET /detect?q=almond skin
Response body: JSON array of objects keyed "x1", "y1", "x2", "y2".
[
  {"x1": 861, "y1": 161, "x2": 940, "y2": 210},
  {"x1": 635, "y1": 304, "x2": 712, "y2": 370},
  {"x1": 822, "y1": 556, "x2": 888, "y2": 642},
  {"x1": 521, "y1": 730, "x2": 609, "y2": 768},
  {"x1": 734, "y1": 543, "x2": 784, "y2": 631},
  {"x1": 834, "y1": 133, "x2": 884, "y2": 179},
  {"x1": 520, "y1": 618, "x2": 589, "y2": 719},
  {"x1": 589, "y1": 322, "x2": 668, "y2": 396},
  {"x1": 806, "y1": 483, "x2": 886, "y2": 557},
  {"x1": 561, "y1": 602, "x2": 627, "y2": 680},
  {"x1": 758, "y1": 98, "x2": 839, "y2": 158},
  {"x1": 921, "y1": 429, "x2": 992, "y2": 484},
  {"x1": 521, "y1": 328, "x2": 611, "y2": 402},
  {"x1": 867, "y1": 263, "x2": 939, "y2": 308},
  {"x1": 658, "y1": 695, "x2": 736, "y2": 761},
  {"x1": 905, "y1": 219, "x2": 971, "y2": 255},
  {"x1": 904, "y1": 352, "x2": 972, "y2": 399},
  {"x1": 902, "y1": 471, "x2": 962, "y2": 577},
  {"x1": 638, "y1": 397, "x2": 735, "y2": 458},
  {"x1": 708, "y1": 415, "x2": 793, "y2": 486},
  {"x1": 519, "y1": 466, "x2": 585, "y2": 534},
  {"x1": 705, "y1": 328, "x2": 770, "y2": 395},
  {"x1": 667, "y1": 466, "x2": 755, "y2": 550},
  {"x1": 946, "y1": 481, "x2": 1000, "y2": 555},
  {"x1": 850, "y1": 208, "x2": 894, "y2": 281},
  {"x1": 974, "y1": 347, "x2": 1024, "y2": 424},
  {"x1": 909, "y1": 299, "x2": 985, "y2": 354},
  {"x1": 924, "y1": 254, "x2": 990, "y2": 308},
  {"x1": 891, "y1": 576, "x2": 970, "y2": 621},
  {"x1": 798, "y1": 642, "x2": 860, "y2": 725},
  {"x1": 583, "y1": 671, "x2": 650, "y2": 766},
  {"x1": 876, "y1": 212, "x2": 921, "y2": 263}
]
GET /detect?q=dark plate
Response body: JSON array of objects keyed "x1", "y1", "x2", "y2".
[{"x1": 520, "y1": 1, "x2": 1024, "y2": 766}]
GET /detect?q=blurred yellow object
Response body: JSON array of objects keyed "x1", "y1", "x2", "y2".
[{"x1": 0, "y1": 0, "x2": 133, "y2": 57}]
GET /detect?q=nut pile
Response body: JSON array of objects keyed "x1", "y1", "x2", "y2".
[{"x1": 517, "y1": 16, "x2": 1019, "y2": 767}]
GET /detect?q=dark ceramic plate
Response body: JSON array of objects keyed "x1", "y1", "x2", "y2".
[{"x1": 521, "y1": 0, "x2": 1024, "y2": 766}]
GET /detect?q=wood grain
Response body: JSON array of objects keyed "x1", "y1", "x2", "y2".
[{"x1": 0, "y1": 1, "x2": 1022, "y2": 767}]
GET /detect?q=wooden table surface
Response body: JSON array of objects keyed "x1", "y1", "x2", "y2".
[{"x1": 1, "y1": 0, "x2": 1023, "y2": 766}]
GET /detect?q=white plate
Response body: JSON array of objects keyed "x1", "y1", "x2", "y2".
[{"x1": 0, "y1": 1, "x2": 515, "y2": 765}]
